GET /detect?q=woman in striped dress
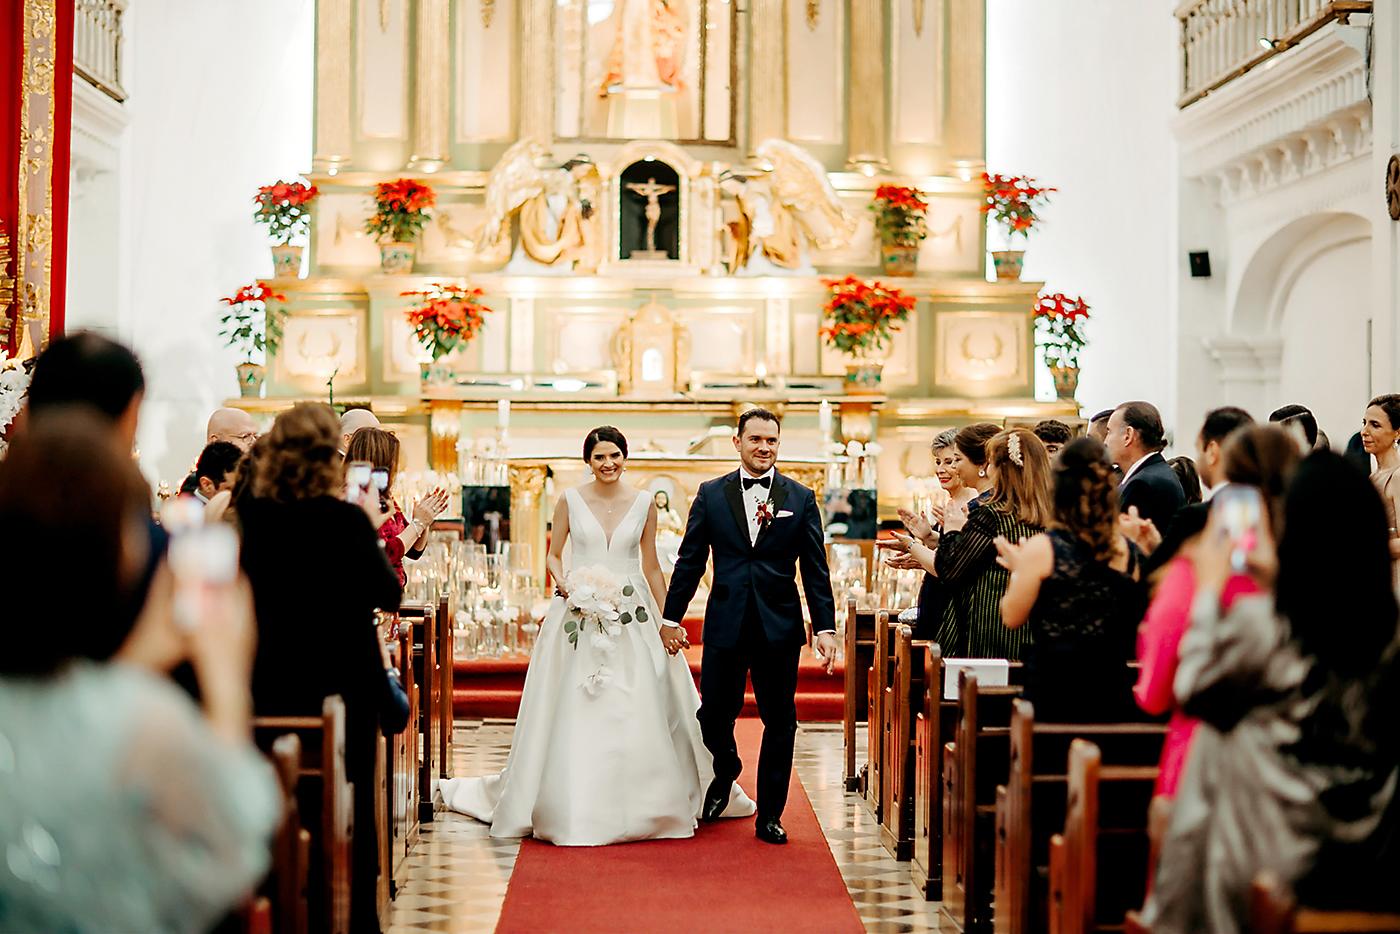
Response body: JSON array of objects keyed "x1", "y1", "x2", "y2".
[{"x1": 906, "y1": 427, "x2": 1052, "y2": 659}]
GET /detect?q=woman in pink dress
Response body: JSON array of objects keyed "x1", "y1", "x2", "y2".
[{"x1": 1135, "y1": 425, "x2": 1299, "y2": 796}]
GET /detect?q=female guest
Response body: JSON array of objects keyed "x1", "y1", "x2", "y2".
[
  {"x1": 993, "y1": 437, "x2": 1147, "y2": 721},
  {"x1": 906, "y1": 427, "x2": 1051, "y2": 659},
  {"x1": 345, "y1": 426, "x2": 450, "y2": 586},
  {"x1": 239, "y1": 404, "x2": 409, "y2": 934},
  {"x1": 0, "y1": 411, "x2": 278, "y2": 934},
  {"x1": 948, "y1": 421, "x2": 999, "y2": 509},
  {"x1": 884, "y1": 428, "x2": 982, "y2": 640},
  {"x1": 1362, "y1": 393, "x2": 1400, "y2": 579},
  {"x1": 1134, "y1": 425, "x2": 1300, "y2": 797},
  {"x1": 1143, "y1": 452, "x2": 1400, "y2": 932}
]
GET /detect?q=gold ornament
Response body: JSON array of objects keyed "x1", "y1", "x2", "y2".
[{"x1": 806, "y1": 0, "x2": 820, "y2": 29}]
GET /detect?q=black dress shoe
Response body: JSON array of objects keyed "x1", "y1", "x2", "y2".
[
  {"x1": 755, "y1": 817, "x2": 788, "y2": 845},
  {"x1": 701, "y1": 778, "x2": 730, "y2": 822}
]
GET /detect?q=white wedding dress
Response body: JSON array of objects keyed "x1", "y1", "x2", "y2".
[{"x1": 439, "y1": 487, "x2": 755, "y2": 845}]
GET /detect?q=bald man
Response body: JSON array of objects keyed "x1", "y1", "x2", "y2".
[
  {"x1": 340, "y1": 408, "x2": 381, "y2": 457},
  {"x1": 207, "y1": 407, "x2": 259, "y2": 452}
]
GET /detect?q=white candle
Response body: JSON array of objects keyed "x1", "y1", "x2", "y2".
[
  {"x1": 819, "y1": 400, "x2": 833, "y2": 437},
  {"x1": 497, "y1": 399, "x2": 510, "y2": 430}
]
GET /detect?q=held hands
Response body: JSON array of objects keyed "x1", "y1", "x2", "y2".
[
  {"x1": 814, "y1": 631, "x2": 839, "y2": 675},
  {"x1": 659, "y1": 623, "x2": 690, "y2": 656}
]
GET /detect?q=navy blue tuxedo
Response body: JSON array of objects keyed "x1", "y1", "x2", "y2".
[{"x1": 662, "y1": 468, "x2": 835, "y2": 821}]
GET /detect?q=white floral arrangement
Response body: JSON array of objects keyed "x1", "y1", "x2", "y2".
[
  {"x1": 562, "y1": 565, "x2": 649, "y2": 695},
  {"x1": 0, "y1": 350, "x2": 30, "y2": 460}
]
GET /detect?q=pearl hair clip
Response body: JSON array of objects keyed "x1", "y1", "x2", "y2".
[{"x1": 1008, "y1": 431, "x2": 1024, "y2": 467}]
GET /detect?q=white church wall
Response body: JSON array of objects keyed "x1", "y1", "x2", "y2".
[
  {"x1": 986, "y1": 0, "x2": 1180, "y2": 427},
  {"x1": 118, "y1": 0, "x2": 313, "y2": 486}
]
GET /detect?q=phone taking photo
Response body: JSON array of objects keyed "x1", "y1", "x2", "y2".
[
  {"x1": 347, "y1": 460, "x2": 373, "y2": 504},
  {"x1": 371, "y1": 467, "x2": 391, "y2": 509},
  {"x1": 1212, "y1": 485, "x2": 1263, "y2": 573}
]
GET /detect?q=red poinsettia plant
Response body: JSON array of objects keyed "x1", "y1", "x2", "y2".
[
  {"x1": 219, "y1": 282, "x2": 287, "y2": 363},
  {"x1": 366, "y1": 178, "x2": 436, "y2": 244},
  {"x1": 401, "y1": 282, "x2": 493, "y2": 361},
  {"x1": 870, "y1": 184, "x2": 929, "y2": 247},
  {"x1": 820, "y1": 275, "x2": 915, "y2": 358},
  {"x1": 981, "y1": 173, "x2": 1055, "y2": 245},
  {"x1": 253, "y1": 179, "x2": 318, "y2": 244},
  {"x1": 1033, "y1": 292, "x2": 1090, "y2": 367}
]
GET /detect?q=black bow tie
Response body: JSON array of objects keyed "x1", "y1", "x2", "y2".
[{"x1": 742, "y1": 475, "x2": 772, "y2": 490}]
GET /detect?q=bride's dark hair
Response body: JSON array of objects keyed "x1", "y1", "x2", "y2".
[{"x1": 584, "y1": 425, "x2": 629, "y2": 461}]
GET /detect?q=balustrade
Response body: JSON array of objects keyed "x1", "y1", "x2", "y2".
[
  {"x1": 74, "y1": 0, "x2": 126, "y2": 102},
  {"x1": 1177, "y1": 0, "x2": 1370, "y2": 107}
]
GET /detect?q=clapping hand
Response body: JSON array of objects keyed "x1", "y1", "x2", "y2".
[
  {"x1": 1118, "y1": 507, "x2": 1162, "y2": 555},
  {"x1": 897, "y1": 507, "x2": 936, "y2": 546},
  {"x1": 940, "y1": 499, "x2": 970, "y2": 533},
  {"x1": 413, "y1": 487, "x2": 452, "y2": 526},
  {"x1": 883, "y1": 551, "x2": 923, "y2": 571}
]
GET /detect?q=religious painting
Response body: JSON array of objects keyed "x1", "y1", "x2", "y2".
[
  {"x1": 554, "y1": 0, "x2": 735, "y2": 143},
  {"x1": 619, "y1": 160, "x2": 681, "y2": 260}
]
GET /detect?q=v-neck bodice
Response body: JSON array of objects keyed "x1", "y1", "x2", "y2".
[{"x1": 565, "y1": 487, "x2": 650, "y2": 574}]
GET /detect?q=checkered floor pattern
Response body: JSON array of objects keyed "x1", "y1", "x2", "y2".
[{"x1": 386, "y1": 720, "x2": 944, "y2": 933}]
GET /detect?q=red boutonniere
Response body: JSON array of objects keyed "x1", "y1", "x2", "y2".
[{"x1": 754, "y1": 499, "x2": 775, "y2": 529}]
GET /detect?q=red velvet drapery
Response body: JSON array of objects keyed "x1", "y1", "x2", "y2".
[{"x1": 1, "y1": 0, "x2": 73, "y2": 357}]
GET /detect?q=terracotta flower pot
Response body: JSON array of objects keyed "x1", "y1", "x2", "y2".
[
  {"x1": 1049, "y1": 364, "x2": 1080, "y2": 401},
  {"x1": 270, "y1": 244, "x2": 303, "y2": 279},
  {"x1": 843, "y1": 362, "x2": 884, "y2": 395},
  {"x1": 880, "y1": 243, "x2": 920, "y2": 277},
  {"x1": 380, "y1": 241, "x2": 417, "y2": 275},
  {"x1": 236, "y1": 363, "x2": 265, "y2": 398},
  {"x1": 991, "y1": 250, "x2": 1025, "y2": 281}
]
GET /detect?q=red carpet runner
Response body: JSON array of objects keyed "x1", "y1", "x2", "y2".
[{"x1": 494, "y1": 720, "x2": 863, "y2": 933}]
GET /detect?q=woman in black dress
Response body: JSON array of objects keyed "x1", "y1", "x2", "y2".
[
  {"x1": 994, "y1": 436, "x2": 1147, "y2": 721},
  {"x1": 239, "y1": 403, "x2": 408, "y2": 934}
]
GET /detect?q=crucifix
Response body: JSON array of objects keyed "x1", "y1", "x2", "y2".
[{"x1": 624, "y1": 177, "x2": 677, "y2": 257}]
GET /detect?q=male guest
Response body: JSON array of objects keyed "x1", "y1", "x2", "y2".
[
  {"x1": 339, "y1": 407, "x2": 381, "y2": 458},
  {"x1": 1105, "y1": 401, "x2": 1186, "y2": 535},
  {"x1": 1088, "y1": 409, "x2": 1113, "y2": 443},
  {"x1": 1269, "y1": 403, "x2": 1320, "y2": 450},
  {"x1": 181, "y1": 407, "x2": 259, "y2": 494},
  {"x1": 192, "y1": 441, "x2": 244, "y2": 503},
  {"x1": 1033, "y1": 419, "x2": 1073, "y2": 458}
]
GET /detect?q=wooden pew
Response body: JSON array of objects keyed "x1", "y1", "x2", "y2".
[
  {"x1": 863, "y1": 610, "x2": 897, "y2": 819},
  {"x1": 1250, "y1": 873, "x2": 1400, "y2": 934},
  {"x1": 914, "y1": 659, "x2": 1024, "y2": 902},
  {"x1": 385, "y1": 617, "x2": 420, "y2": 895},
  {"x1": 399, "y1": 602, "x2": 439, "y2": 824},
  {"x1": 996, "y1": 703, "x2": 1162, "y2": 934},
  {"x1": 252, "y1": 696, "x2": 353, "y2": 934},
  {"x1": 267, "y1": 733, "x2": 311, "y2": 934},
  {"x1": 940, "y1": 672, "x2": 1023, "y2": 933},
  {"x1": 881, "y1": 623, "x2": 933, "y2": 859},
  {"x1": 436, "y1": 589, "x2": 454, "y2": 780},
  {"x1": 843, "y1": 598, "x2": 877, "y2": 792}
]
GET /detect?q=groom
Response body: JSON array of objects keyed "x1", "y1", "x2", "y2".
[{"x1": 662, "y1": 408, "x2": 838, "y2": 845}]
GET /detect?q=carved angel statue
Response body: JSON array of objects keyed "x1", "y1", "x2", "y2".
[
  {"x1": 721, "y1": 140, "x2": 856, "y2": 275},
  {"x1": 478, "y1": 141, "x2": 601, "y2": 274}
]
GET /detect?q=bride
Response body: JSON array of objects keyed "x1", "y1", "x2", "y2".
[{"x1": 438, "y1": 426, "x2": 755, "y2": 844}]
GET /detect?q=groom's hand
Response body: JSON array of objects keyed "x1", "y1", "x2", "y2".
[{"x1": 814, "y1": 631, "x2": 839, "y2": 675}]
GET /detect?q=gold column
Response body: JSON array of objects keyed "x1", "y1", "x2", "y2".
[
  {"x1": 846, "y1": 0, "x2": 889, "y2": 172},
  {"x1": 508, "y1": 464, "x2": 549, "y2": 592},
  {"x1": 784, "y1": 464, "x2": 827, "y2": 506},
  {"x1": 747, "y1": 0, "x2": 786, "y2": 151},
  {"x1": 409, "y1": 0, "x2": 450, "y2": 170},
  {"x1": 944, "y1": 0, "x2": 985, "y2": 172},
  {"x1": 313, "y1": 0, "x2": 354, "y2": 172},
  {"x1": 518, "y1": 0, "x2": 555, "y2": 146},
  {"x1": 15, "y1": 0, "x2": 61, "y2": 357},
  {"x1": 428, "y1": 400, "x2": 463, "y2": 471}
]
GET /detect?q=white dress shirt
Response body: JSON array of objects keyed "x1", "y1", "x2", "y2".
[
  {"x1": 740, "y1": 466, "x2": 776, "y2": 546},
  {"x1": 1119, "y1": 452, "x2": 1154, "y2": 488}
]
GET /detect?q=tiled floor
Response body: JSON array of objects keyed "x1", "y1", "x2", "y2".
[{"x1": 387, "y1": 720, "x2": 944, "y2": 933}]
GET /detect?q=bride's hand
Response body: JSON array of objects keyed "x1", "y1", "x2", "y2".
[{"x1": 659, "y1": 623, "x2": 688, "y2": 656}]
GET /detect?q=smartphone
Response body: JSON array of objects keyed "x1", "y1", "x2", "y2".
[
  {"x1": 371, "y1": 467, "x2": 391, "y2": 510},
  {"x1": 168, "y1": 523, "x2": 240, "y2": 630},
  {"x1": 346, "y1": 460, "x2": 373, "y2": 504},
  {"x1": 1212, "y1": 485, "x2": 1263, "y2": 573}
]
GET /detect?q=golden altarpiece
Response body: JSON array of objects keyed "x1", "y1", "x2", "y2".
[{"x1": 241, "y1": 0, "x2": 1074, "y2": 583}]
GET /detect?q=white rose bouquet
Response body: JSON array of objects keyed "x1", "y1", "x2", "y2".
[
  {"x1": 0, "y1": 351, "x2": 31, "y2": 460},
  {"x1": 562, "y1": 566, "x2": 651, "y2": 696}
]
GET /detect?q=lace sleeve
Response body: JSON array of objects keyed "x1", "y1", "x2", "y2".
[{"x1": 114, "y1": 686, "x2": 281, "y2": 932}]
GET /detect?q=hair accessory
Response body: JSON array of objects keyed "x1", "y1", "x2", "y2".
[{"x1": 1008, "y1": 431, "x2": 1024, "y2": 467}]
